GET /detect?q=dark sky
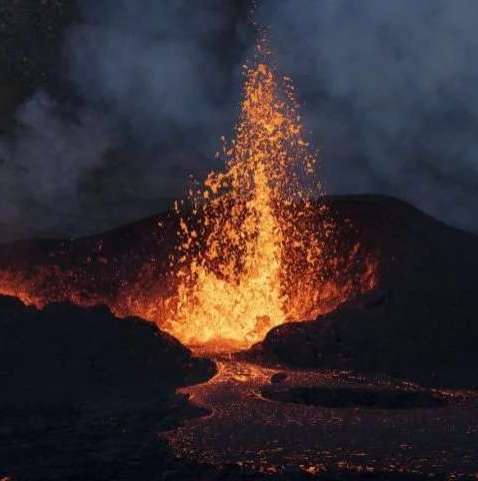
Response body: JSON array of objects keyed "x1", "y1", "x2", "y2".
[{"x1": 1, "y1": 0, "x2": 477, "y2": 241}]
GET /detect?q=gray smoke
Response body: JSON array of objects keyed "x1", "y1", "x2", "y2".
[
  {"x1": 0, "y1": 0, "x2": 251, "y2": 240},
  {"x1": 2, "y1": 0, "x2": 478, "y2": 241},
  {"x1": 259, "y1": 0, "x2": 478, "y2": 232},
  {"x1": 66, "y1": 1, "x2": 245, "y2": 152},
  {"x1": 0, "y1": 91, "x2": 115, "y2": 238}
]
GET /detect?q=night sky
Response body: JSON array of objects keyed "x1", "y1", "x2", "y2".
[{"x1": 1, "y1": 0, "x2": 477, "y2": 241}]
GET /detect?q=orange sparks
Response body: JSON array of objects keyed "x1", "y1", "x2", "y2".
[{"x1": 166, "y1": 40, "x2": 376, "y2": 349}]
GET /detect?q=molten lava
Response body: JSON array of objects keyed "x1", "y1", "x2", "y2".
[
  {"x1": 0, "y1": 40, "x2": 377, "y2": 351},
  {"x1": 165, "y1": 41, "x2": 376, "y2": 349}
]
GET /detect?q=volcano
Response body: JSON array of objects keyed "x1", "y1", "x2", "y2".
[
  {"x1": 1, "y1": 193, "x2": 477, "y2": 383},
  {"x1": 2, "y1": 194, "x2": 478, "y2": 480},
  {"x1": 2, "y1": 31, "x2": 478, "y2": 481},
  {"x1": 0, "y1": 42, "x2": 378, "y2": 351}
]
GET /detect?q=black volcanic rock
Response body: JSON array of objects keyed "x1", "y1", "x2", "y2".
[
  {"x1": 250, "y1": 196, "x2": 478, "y2": 389},
  {"x1": 0, "y1": 296, "x2": 215, "y2": 408},
  {"x1": 0, "y1": 295, "x2": 219, "y2": 481}
]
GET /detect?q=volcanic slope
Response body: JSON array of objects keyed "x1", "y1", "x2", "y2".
[
  {"x1": 1, "y1": 193, "x2": 477, "y2": 388},
  {"x1": 248, "y1": 195, "x2": 478, "y2": 389}
]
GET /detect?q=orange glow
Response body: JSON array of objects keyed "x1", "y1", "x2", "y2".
[
  {"x1": 0, "y1": 39, "x2": 377, "y2": 351},
  {"x1": 162, "y1": 39, "x2": 376, "y2": 349}
]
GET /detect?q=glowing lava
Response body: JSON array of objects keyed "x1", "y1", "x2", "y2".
[
  {"x1": 166, "y1": 41, "x2": 376, "y2": 349},
  {"x1": 0, "y1": 39, "x2": 377, "y2": 350}
]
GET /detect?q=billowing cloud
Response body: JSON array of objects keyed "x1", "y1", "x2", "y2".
[{"x1": 260, "y1": 0, "x2": 478, "y2": 231}]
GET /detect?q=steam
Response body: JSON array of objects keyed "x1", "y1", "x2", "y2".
[
  {"x1": 2, "y1": 0, "x2": 478, "y2": 240},
  {"x1": 0, "y1": 0, "x2": 250, "y2": 240},
  {"x1": 0, "y1": 92, "x2": 114, "y2": 237},
  {"x1": 259, "y1": 0, "x2": 478, "y2": 232}
]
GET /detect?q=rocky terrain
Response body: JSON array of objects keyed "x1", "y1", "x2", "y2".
[
  {"x1": 248, "y1": 196, "x2": 478, "y2": 389},
  {"x1": 0, "y1": 296, "x2": 454, "y2": 481},
  {"x1": 0, "y1": 295, "x2": 214, "y2": 480},
  {"x1": 1, "y1": 196, "x2": 478, "y2": 479}
]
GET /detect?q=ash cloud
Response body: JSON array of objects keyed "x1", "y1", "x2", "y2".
[
  {"x1": 2, "y1": 0, "x2": 478, "y2": 240},
  {"x1": 0, "y1": 0, "x2": 252, "y2": 240},
  {"x1": 259, "y1": 0, "x2": 478, "y2": 232},
  {"x1": 0, "y1": 91, "x2": 114, "y2": 236}
]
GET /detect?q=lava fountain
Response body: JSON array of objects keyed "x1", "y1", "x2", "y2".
[
  {"x1": 165, "y1": 40, "x2": 376, "y2": 349},
  {"x1": 0, "y1": 39, "x2": 377, "y2": 351}
]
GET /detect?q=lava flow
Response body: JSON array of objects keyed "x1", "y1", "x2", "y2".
[{"x1": 0, "y1": 39, "x2": 377, "y2": 350}]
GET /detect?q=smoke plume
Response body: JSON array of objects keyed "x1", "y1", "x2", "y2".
[
  {"x1": 1, "y1": 0, "x2": 478, "y2": 239},
  {"x1": 0, "y1": 0, "x2": 252, "y2": 240},
  {"x1": 259, "y1": 0, "x2": 478, "y2": 232}
]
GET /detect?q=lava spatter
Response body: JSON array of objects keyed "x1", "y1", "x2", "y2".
[{"x1": 168, "y1": 39, "x2": 376, "y2": 349}]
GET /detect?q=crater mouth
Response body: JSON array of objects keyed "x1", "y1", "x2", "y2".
[{"x1": 261, "y1": 386, "x2": 447, "y2": 410}]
